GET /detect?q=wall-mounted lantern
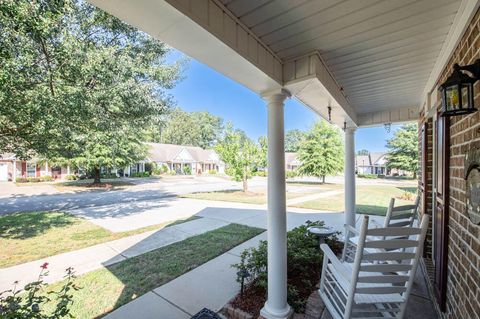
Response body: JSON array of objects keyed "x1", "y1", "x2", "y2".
[{"x1": 439, "y1": 59, "x2": 480, "y2": 117}]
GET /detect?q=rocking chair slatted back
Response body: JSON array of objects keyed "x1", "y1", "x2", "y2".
[{"x1": 319, "y1": 214, "x2": 430, "y2": 319}]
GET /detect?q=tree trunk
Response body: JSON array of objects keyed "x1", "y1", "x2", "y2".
[
  {"x1": 322, "y1": 175, "x2": 325, "y2": 184},
  {"x1": 93, "y1": 167, "x2": 101, "y2": 184},
  {"x1": 243, "y1": 177, "x2": 248, "y2": 192}
]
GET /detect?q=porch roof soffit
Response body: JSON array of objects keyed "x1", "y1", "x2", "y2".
[{"x1": 87, "y1": 0, "x2": 477, "y2": 128}]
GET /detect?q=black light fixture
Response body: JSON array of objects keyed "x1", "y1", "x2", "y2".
[
  {"x1": 327, "y1": 106, "x2": 332, "y2": 122},
  {"x1": 439, "y1": 59, "x2": 480, "y2": 117}
]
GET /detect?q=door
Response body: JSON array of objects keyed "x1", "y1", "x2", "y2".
[
  {"x1": 433, "y1": 115, "x2": 449, "y2": 311},
  {"x1": 0, "y1": 163, "x2": 8, "y2": 181}
]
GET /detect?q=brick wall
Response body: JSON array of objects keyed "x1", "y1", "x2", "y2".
[{"x1": 420, "y1": 8, "x2": 480, "y2": 319}]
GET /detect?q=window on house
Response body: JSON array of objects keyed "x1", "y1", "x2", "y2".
[
  {"x1": 131, "y1": 164, "x2": 138, "y2": 174},
  {"x1": 27, "y1": 163, "x2": 36, "y2": 177}
]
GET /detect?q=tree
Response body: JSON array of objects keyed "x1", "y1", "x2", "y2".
[
  {"x1": 386, "y1": 123, "x2": 419, "y2": 178},
  {"x1": 357, "y1": 149, "x2": 370, "y2": 155},
  {"x1": 215, "y1": 125, "x2": 261, "y2": 192},
  {"x1": 297, "y1": 120, "x2": 344, "y2": 183},
  {"x1": 0, "y1": 0, "x2": 182, "y2": 182},
  {"x1": 285, "y1": 129, "x2": 306, "y2": 152},
  {"x1": 159, "y1": 109, "x2": 224, "y2": 148}
]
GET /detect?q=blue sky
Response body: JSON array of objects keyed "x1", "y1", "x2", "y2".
[{"x1": 166, "y1": 50, "x2": 400, "y2": 152}]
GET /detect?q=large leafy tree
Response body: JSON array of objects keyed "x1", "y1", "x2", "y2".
[
  {"x1": 298, "y1": 120, "x2": 344, "y2": 183},
  {"x1": 285, "y1": 129, "x2": 306, "y2": 152},
  {"x1": 386, "y1": 123, "x2": 419, "y2": 178},
  {"x1": 158, "y1": 108, "x2": 224, "y2": 148},
  {"x1": 215, "y1": 125, "x2": 261, "y2": 192},
  {"x1": 0, "y1": 0, "x2": 182, "y2": 182}
]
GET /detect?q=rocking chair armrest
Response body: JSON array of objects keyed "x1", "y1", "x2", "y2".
[
  {"x1": 320, "y1": 244, "x2": 351, "y2": 281},
  {"x1": 344, "y1": 224, "x2": 359, "y2": 236}
]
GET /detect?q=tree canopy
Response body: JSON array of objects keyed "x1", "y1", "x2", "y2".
[
  {"x1": 0, "y1": 0, "x2": 183, "y2": 182},
  {"x1": 357, "y1": 149, "x2": 370, "y2": 155},
  {"x1": 215, "y1": 125, "x2": 262, "y2": 192},
  {"x1": 297, "y1": 120, "x2": 344, "y2": 183},
  {"x1": 153, "y1": 108, "x2": 224, "y2": 149},
  {"x1": 285, "y1": 129, "x2": 306, "y2": 152},
  {"x1": 386, "y1": 123, "x2": 419, "y2": 177}
]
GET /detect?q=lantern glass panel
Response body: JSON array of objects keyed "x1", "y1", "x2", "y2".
[
  {"x1": 445, "y1": 85, "x2": 460, "y2": 111},
  {"x1": 461, "y1": 83, "x2": 472, "y2": 109}
]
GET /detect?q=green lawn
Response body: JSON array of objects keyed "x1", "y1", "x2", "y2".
[
  {"x1": 43, "y1": 223, "x2": 264, "y2": 319},
  {"x1": 181, "y1": 189, "x2": 307, "y2": 205},
  {"x1": 0, "y1": 212, "x2": 199, "y2": 268},
  {"x1": 293, "y1": 185, "x2": 417, "y2": 215}
]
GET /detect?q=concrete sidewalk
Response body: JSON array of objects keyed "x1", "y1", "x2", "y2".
[{"x1": 104, "y1": 232, "x2": 267, "y2": 319}]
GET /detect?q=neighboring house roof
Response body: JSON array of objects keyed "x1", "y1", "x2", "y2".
[
  {"x1": 145, "y1": 143, "x2": 223, "y2": 164},
  {"x1": 285, "y1": 152, "x2": 301, "y2": 166},
  {"x1": 355, "y1": 152, "x2": 387, "y2": 167}
]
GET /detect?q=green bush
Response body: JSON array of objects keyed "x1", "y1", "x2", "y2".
[
  {"x1": 40, "y1": 175, "x2": 53, "y2": 182},
  {"x1": 130, "y1": 171, "x2": 151, "y2": 178},
  {"x1": 183, "y1": 165, "x2": 191, "y2": 175},
  {"x1": 65, "y1": 174, "x2": 78, "y2": 181},
  {"x1": 233, "y1": 221, "x2": 342, "y2": 313},
  {"x1": 255, "y1": 170, "x2": 267, "y2": 177},
  {"x1": 357, "y1": 173, "x2": 378, "y2": 179},
  {"x1": 0, "y1": 264, "x2": 79, "y2": 318},
  {"x1": 16, "y1": 177, "x2": 29, "y2": 183},
  {"x1": 286, "y1": 170, "x2": 297, "y2": 179},
  {"x1": 208, "y1": 169, "x2": 217, "y2": 175},
  {"x1": 169, "y1": 170, "x2": 177, "y2": 175},
  {"x1": 27, "y1": 177, "x2": 41, "y2": 183},
  {"x1": 100, "y1": 172, "x2": 118, "y2": 179}
]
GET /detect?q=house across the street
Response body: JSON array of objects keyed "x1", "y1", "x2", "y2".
[
  {"x1": 0, "y1": 143, "x2": 226, "y2": 181},
  {"x1": 355, "y1": 152, "x2": 388, "y2": 175},
  {"x1": 144, "y1": 143, "x2": 225, "y2": 175}
]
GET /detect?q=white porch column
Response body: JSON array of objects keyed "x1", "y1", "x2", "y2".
[
  {"x1": 261, "y1": 89, "x2": 292, "y2": 319},
  {"x1": 45, "y1": 161, "x2": 49, "y2": 176},
  {"x1": 67, "y1": 165, "x2": 71, "y2": 175},
  {"x1": 13, "y1": 158, "x2": 16, "y2": 182},
  {"x1": 344, "y1": 127, "x2": 356, "y2": 227}
]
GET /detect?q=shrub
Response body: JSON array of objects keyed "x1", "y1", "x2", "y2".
[
  {"x1": 100, "y1": 172, "x2": 117, "y2": 179},
  {"x1": 286, "y1": 170, "x2": 297, "y2": 179},
  {"x1": 65, "y1": 174, "x2": 78, "y2": 181},
  {"x1": 0, "y1": 263, "x2": 79, "y2": 318},
  {"x1": 183, "y1": 165, "x2": 191, "y2": 175},
  {"x1": 169, "y1": 170, "x2": 176, "y2": 175},
  {"x1": 16, "y1": 177, "x2": 29, "y2": 183},
  {"x1": 39, "y1": 175, "x2": 53, "y2": 182},
  {"x1": 130, "y1": 171, "x2": 150, "y2": 178},
  {"x1": 27, "y1": 177, "x2": 41, "y2": 183},
  {"x1": 357, "y1": 173, "x2": 378, "y2": 179},
  {"x1": 208, "y1": 169, "x2": 217, "y2": 175},
  {"x1": 255, "y1": 170, "x2": 267, "y2": 177},
  {"x1": 399, "y1": 190, "x2": 416, "y2": 201},
  {"x1": 232, "y1": 221, "x2": 342, "y2": 314}
]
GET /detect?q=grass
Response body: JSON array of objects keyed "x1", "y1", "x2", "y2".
[
  {"x1": 181, "y1": 189, "x2": 306, "y2": 205},
  {"x1": 293, "y1": 185, "x2": 418, "y2": 216},
  {"x1": 53, "y1": 179, "x2": 135, "y2": 192},
  {"x1": 0, "y1": 212, "x2": 199, "y2": 268},
  {"x1": 43, "y1": 223, "x2": 264, "y2": 319}
]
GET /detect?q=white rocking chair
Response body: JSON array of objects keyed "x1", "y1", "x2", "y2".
[
  {"x1": 342, "y1": 197, "x2": 420, "y2": 262},
  {"x1": 319, "y1": 214, "x2": 429, "y2": 319}
]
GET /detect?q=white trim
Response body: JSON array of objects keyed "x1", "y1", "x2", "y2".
[{"x1": 420, "y1": 0, "x2": 480, "y2": 110}]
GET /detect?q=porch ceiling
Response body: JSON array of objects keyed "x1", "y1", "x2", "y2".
[{"x1": 221, "y1": 0, "x2": 463, "y2": 114}]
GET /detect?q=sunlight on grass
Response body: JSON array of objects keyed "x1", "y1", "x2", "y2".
[
  {"x1": 43, "y1": 223, "x2": 264, "y2": 319},
  {"x1": 0, "y1": 212, "x2": 199, "y2": 268},
  {"x1": 181, "y1": 189, "x2": 306, "y2": 204},
  {"x1": 293, "y1": 185, "x2": 417, "y2": 216}
]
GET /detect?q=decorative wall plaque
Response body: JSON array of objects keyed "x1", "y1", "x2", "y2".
[{"x1": 465, "y1": 148, "x2": 480, "y2": 225}]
